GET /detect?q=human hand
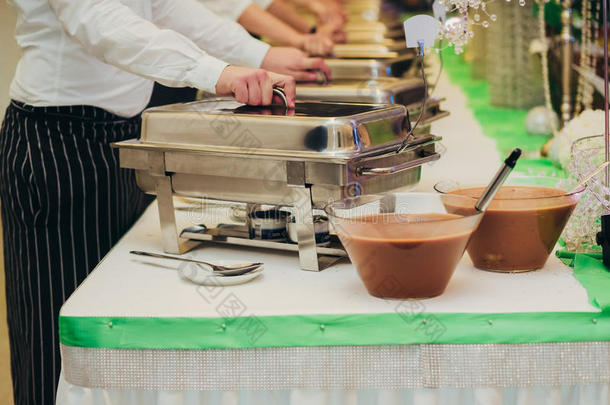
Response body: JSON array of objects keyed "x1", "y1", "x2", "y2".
[
  {"x1": 215, "y1": 66, "x2": 296, "y2": 107},
  {"x1": 317, "y1": 20, "x2": 347, "y2": 44},
  {"x1": 299, "y1": 33, "x2": 334, "y2": 56},
  {"x1": 261, "y1": 47, "x2": 332, "y2": 82}
]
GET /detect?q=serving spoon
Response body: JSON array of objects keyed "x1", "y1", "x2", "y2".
[{"x1": 129, "y1": 250, "x2": 262, "y2": 276}]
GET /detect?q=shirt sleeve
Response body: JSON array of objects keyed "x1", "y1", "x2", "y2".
[
  {"x1": 151, "y1": 0, "x2": 271, "y2": 68},
  {"x1": 198, "y1": 0, "x2": 253, "y2": 21},
  {"x1": 251, "y1": 0, "x2": 274, "y2": 9},
  {"x1": 47, "y1": 0, "x2": 229, "y2": 93}
]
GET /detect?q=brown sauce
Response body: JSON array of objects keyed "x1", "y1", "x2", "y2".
[
  {"x1": 337, "y1": 213, "x2": 472, "y2": 299},
  {"x1": 446, "y1": 186, "x2": 577, "y2": 271}
]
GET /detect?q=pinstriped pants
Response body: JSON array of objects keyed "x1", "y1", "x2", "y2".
[{"x1": 0, "y1": 101, "x2": 153, "y2": 405}]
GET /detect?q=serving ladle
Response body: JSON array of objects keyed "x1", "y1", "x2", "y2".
[{"x1": 129, "y1": 250, "x2": 263, "y2": 276}]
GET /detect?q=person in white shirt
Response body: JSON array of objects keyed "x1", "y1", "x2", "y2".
[
  {"x1": 0, "y1": 1, "x2": 326, "y2": 405},
  {"x1": 255, "y1": 0, "x2": 347, "y2": 43},
  {"x1": 204, "y1": 0, "x2": 346, "y2": 54}
]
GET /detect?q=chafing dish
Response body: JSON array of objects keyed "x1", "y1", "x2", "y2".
[
  {"x1": 115, "y1": 99, "x2": 441, "y2": 271},
  {"x1": 332, "y1": 42, "x2": 408, "y2": 59},
  {"x1": 344, "y1": 22, "x2": 404, "y2": 38},
  {"x1": 295, "y1": 77, "x2": 449, "y2": 134},
  {"x1": 345, "y1": 31, "x2": 400, "y2": 45},
  {"x1": 325, "y1": 53, "x2": 415, "y2": 79}
]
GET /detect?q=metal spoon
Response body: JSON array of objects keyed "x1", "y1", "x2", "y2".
[{"x1": 129, "y1": 251, "x2": 263, "y2": 276}]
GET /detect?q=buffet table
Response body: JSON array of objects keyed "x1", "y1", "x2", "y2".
[{"x1": 56, "y1": 71, "x2": 610, "y2": 405}]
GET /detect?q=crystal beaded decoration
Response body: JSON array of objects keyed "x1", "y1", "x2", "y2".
[
  {"x1": 564, "y1": 135, "x2": 609, "y2": 252},
  {"x1": 486, "y1": 0, "x2": 544, "y2": 108},
  {"x1": 437, "y1": 0, "x2": 525, "y2": 54}
]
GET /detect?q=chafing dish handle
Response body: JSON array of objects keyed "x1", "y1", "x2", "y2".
[
  {"x1": 315, "y1": 71, "x2": 329, "y2": 85},
  {"x1": 272, "y1": 88, "x2": 288, "y2": 108},
  {"x1": 357, "y1": 150, "x2": 440, "y2": 176}
]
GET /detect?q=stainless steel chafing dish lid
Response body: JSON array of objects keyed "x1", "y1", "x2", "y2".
[
  {"x1": 345, "y1": 31, "x2": 401, "y2": 45},
  {"x1": 332, "y1": 42, "x2": 408, "y2": 59},
  {"x1": 136, "y1": 99, "x2": 412, "y2": 160},
  {"x1": 296, "y1": 77, "x2": 425, "y2": 105},
  {"x1": 325, "y1": 53, "x2": 414, "y2": 79}
]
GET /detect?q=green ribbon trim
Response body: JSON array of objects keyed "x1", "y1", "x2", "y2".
[
  {"x1": 59, "y1": 311, "x2": 610, "y2": 350},
  {"x1": 573, "y1": 255, "x2": 610, "y2": 312},
  {"x1": 555, "y1": 251, "x2": 610, "y2": 312}
]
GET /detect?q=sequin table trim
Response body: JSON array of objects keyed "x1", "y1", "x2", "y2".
[{"x1": 61, "y1": 342, "x2": 610, "y2": 390}]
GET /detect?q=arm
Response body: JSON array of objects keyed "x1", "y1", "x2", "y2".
[
  {"x1": 237, "y1": 3, "x2": 333, "y2": 55},
  {"x1": 151, "y1": 0, "x2": 270, "y2": 68},
  {"x1": 238, "y1": 3, "x2": 302, "y2": 47},
  {"x1": 289, "y1": 0, "x2": 346, "y2": 24},
  {"x1": 48, "y1": 0, "x2": 228, "y2": 92},
  {"x1": 48, "y1": 0, "x2": 296, "y2": 105},
  {"x1": 266, "y1": 0, "x2": 313, "y2": 33},
  {"x1": 197, "y1": 0, "x2": 253, "y2": 22}
]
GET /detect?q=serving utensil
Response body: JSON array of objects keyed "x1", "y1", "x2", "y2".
[
  {"x1": 475, "y1": 148, "x2": 522, "y2": 212},
  {"x1": 569, "y1": 161, "x2": 610, "y2": 194},
  {"x1": 129, "y1": 250, "x2": 262, "y2": 276}
]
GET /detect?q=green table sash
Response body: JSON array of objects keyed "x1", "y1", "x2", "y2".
[
  {"x1": 556, "y1": 251, "x2": 610, "y2": 312},
  {"x1": 59, "y1": 311, "x2": 610, "y2": 350}
]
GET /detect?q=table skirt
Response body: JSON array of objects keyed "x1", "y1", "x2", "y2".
[{"x1": 56, "y1": 377, "x2": 610, "y2": 405}]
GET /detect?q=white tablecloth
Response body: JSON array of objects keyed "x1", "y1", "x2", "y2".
[{"x1": 56, "y1": 70, "x2": 610, "y2": 405}]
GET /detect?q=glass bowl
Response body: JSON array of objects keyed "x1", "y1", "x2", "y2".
[
  {"x1": 325, "y1": 193, "x2": 483, "y2": 299},
  {"x1": 435, "y1": 177, "x2": 585, "y2": 272}
]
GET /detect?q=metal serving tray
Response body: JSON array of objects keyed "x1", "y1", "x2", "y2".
[
  {"x1": 296, "y1": 77, "x2": 423, "y2": 105},
  {"x1": 295, "y1": 78, "x2": 449, "y2": 132},
  {"x1": 325, "y1": 53, "x2": 415, "y2": 79},
  {"x1": 332, "y1": 42, "x2": 407, "y2": 59},
  {"x1": 115, "y1": 99, "x2": 441, "y2": 271},
  {"x1": 345, "y1": 31, "x2": 400, "y2": 45},
  {"x1": 136, "y1": 99, "x2": 410, "y2": 160}
]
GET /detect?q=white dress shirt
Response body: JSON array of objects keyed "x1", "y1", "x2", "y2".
[
  {"x1": 9, "y1": 0, "x2": 271, "y2": 117},
  {"x1": 202, "y1": 0, "x2": 273, "y2": 21},
  {"x1": 252, "y1": 0, "x2": 274, "y2": 10}
]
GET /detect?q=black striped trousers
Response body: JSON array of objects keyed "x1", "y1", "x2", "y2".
[{"x1": 0, "y1": 101, "x2": 153, "y2": 405}]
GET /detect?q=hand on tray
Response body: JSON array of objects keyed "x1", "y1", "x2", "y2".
[
  {"x1": 261, "y1": 47, "x2": 331, "y2": 83},
  {"x1": 215, "y1": 66, "x2": 296, "y2": 108}
]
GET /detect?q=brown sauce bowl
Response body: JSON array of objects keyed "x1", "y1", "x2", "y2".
[
  {"x1": 325, "y1": 193, "x2": 483, "y2": 299},
  {"x1": 435, "y1": 177, "x2": 584, "y2": 272}
]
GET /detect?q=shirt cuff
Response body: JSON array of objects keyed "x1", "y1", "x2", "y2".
[
  {"x1": 185, "y1": 55, "x2": 229, "y2": 93},
  {"x1": 240, "y1": 38, "x2": 271, "y2": 68}
]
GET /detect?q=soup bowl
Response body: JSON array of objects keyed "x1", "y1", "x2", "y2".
[{"x1": 325, "y1": 193, "x2": 483, "y2": 298}]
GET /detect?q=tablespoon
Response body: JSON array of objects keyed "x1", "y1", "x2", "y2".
[{"x1": 129, "y1": 250, "x2": 263, "y2": 276}]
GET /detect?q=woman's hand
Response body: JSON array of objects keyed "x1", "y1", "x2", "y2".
[
  {"x1": 298, "y1": 34, "x2": 334, "y2": 56},
  {"x1": 215, "y1": 66, "x2": 296, "y2": 108},
  {"x1": 261, "y1": 47, "x2": 332, "y2": 82},
  {"x1": 317, "y1": 20, "x2": 347, "y2": 44}
]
